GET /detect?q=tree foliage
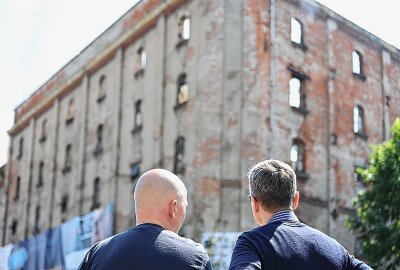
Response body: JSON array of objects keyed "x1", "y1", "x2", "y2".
[{"x1": 347, "y1": 119, "x2": 400, "y2": 269}]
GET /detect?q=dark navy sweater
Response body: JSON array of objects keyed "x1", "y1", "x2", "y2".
[
  {"x1": 78, "y1": 223, "x2": 212, "y2": 270},
  {"x1": 229, "y1": 214, "x2": 371, "y2": 270}
]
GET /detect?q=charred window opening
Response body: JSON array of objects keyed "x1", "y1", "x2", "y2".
[
  {"x1": 353, "y1": 167, "x2": 366, "y2": 194},
  {"x1": 135, "y1": 47, "x2": 147, "y2": 77},
  {"x1": 354, "y1": 105, "x2": 367, "y2": 139},
  {"x1": 174, "y1": 136, "x2": 185, "y2": 174},
  {"x1": 34, "y1": 205, "x2": 41, "y2": 234},
  {"x1": 61, "y1": 194, "x2": 69, "y2": 214},
  {"x1": 39, "y1": 119, "x2": 47, "y2": 143},
  {"x1": 290, "y1": 139, "x2": 308, "y2": 179},
  {"x1": 97, "y1": 75, "x2": 106, "y2": 103},
  {"x1": 14, "y1": 176, "x2": 21, "y2": 201},
  {"x1": 179, "y1": 16, "x2": 191, "y2": 40},
  {"x1": 352, "y1": 51, "x2": 366, "y2": 80},
  {"x1": 37, "y1": 161, "x2": 44, "y2": 188},
  {"x1": 288, "y1": 67, "x2": 308, "y2": 114},
  {"x1": 92, "y1": 177, "x2": 101, "y2": 210},
  {"x1": 66, "y1": 98, "x2": 75, "y2": 124},
  {"x1": 94, "y1": 124, "x2": 104, "y2": 156},
  {"x1": 291, "y1": 17, "x2": 306, "y2": 49},
  {"x1": 17, "y1": 137, "x2": 24, "y2": 159},
  {"x1": 176, "y1": 73, "x2": 189, "y2": 107},
  {"x1": 134, "y1": 100, "x2": 143, "y2": 130},
  {"x1": 63, "y1": 144, "x2": 72, "y2": 173},
  {"x1": 11, "y1": 219, "x2": 18, "y2": 235}
]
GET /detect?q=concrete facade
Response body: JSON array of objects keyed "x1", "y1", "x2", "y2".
[{"x1": 1, "y1": 0, "x2": 400, "y2": 253}]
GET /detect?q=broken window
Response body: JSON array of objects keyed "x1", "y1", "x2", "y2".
[
  {"x1": 130, "y1": 162, "x2": 141, "y2": 181},
  {"x1": 353, "y1": 105, "x2": 365, "y2": 135},
  {"x1": 135, "y1": 47, "x2": 147, "y2": 74},
  {"x1": 353, "y1": 167, "x2": 366, "y2": 194},
  {"x1": 37, "y1": 161, "x2": 44, "y2": 188},
  {"x1": 14, "y1": 176, "x2": 21, "y2": 201},
  {"x1": 134, "y1": 100, "x2": 143, "y2": 130},
  {"x1": 66, "y1": 98, "x2": 75, "y2": 124},
  {"x1": 61, "y1": 194, "x2": 69, "y2": 214},
  {"x1": 174, "y1": 136, "x2": 185, "y2": 174},
  {"x1": 63, "y1": 144, "x2": 72, "y2": 173},
  {"x1": 178, "y1": 16, "x2": 191, "y2": 41},
  {"x1": 11, "y1": 219, "x2": 18, "y2": 235},
  {"x1": 94, "y1": 124, "x2": 104, "y2": 155},
  {"x1": 291, "y1": 17, "x2": 303, "y2": 45},
  {"x1": 177, "y1": 73, "x2": 189, "y2": 106},
  {"x1": 98, "y1": 75, "x2": 106, "y2": 102},
  {"x1": 39, "y1": 119, "x2": 47, "y2": 143},
  {"x1": 17, "y1": 137, "x2": 24, "y2": 159},
  {"x1": 92, "y1": 177, "x2": 101, "y2": 209},
  {"x1": 352, "y1": 51, "x2": 362, "y2": 75},
  {"x1": 290, "y1": 139, "x2": 305, "y2": 173},
  {"x1": 34, "y1": 205, "x2": 40, "y2": 234},
  {"x1": 289, "y1": 77, "x2": 302, "y2": 108}
]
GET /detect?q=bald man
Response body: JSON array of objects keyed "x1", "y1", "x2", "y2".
[{"x1": 78, "y1": 169, "x2": 212, "y2": 270}]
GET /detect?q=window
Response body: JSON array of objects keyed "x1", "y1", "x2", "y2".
[
  {"x1": 354, "y1": 105, "x2": 366, "y2": 137},
  {"x1": 288, "y1": 67, "x2": 308, "y2": 113},
  {"x1": 291, "y1": 17, "x2": 304, "y2": 47},
  {"x1": 94, "y1": 124, "x2": 104, "y2": 155},
  {"x1": 92, "y1": 177, "x2": 101, "y2": 209},
  {"x1": 37, "y1": 161, "x2": 44, "y2": 188},
  {"x1": 352, "y1": 51, "x2": 366, "y2": 80},
  {"x1": 61, "y1": 194, "x2": 69, "y2": 214},
  {"x1": 66, "y1": 99, "x2": 75, "y2": 124},
  {"x1": 97, "y1": 75, "x2": 106, "y2": 103},
  {"x1": 178, "y1": 16, "x2": 191, "y2": 41},
  {"x1": 130, "y1": 162, "x2": 141, "y2": 180},
  {"x1": 39, "y1": 119, "x2": 47, "y2": 142},
  {"x1": 34, "y1": 206, "x2": 40, "y2": 234},
  {"x1": 176, "y1": 73, "x2": 189, "y2": 106},
  {"x1": 11, "y1": 219, "x2": 18, "y2": 235},
  {"x1": 353, "y1": 167, "x2": 366, "y2": 194},
  {"x1": 17, "y1": 137, "x2": 24, "y2": 159},
  {"x1": 134, "y1": 100, "x2": 143, "y2": 130},
  {"x1": 290, "y1": 139, "x2": 305, "y2": 173},
  {"x1": 174, "y1": 136, "x2": 185, "y2": 174},
  {"x1": 14, "y1": 176, "x2": 21, "y2": 201},
  {"x1": 63, "y1": 144, "x2": 72, "y2": 173},
  {"x1": 289, "y1": 77, "x2": 301, "y2": 108},
  {"x1": 135, "y1": 47, "x2": 147, "y2": 77}
]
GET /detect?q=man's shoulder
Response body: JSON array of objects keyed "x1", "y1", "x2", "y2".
[{"x1": 160, "y1": 230, "x2": 207, "y2": 253}]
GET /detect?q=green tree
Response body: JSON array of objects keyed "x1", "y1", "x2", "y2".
[{"x1": 347, "y1": 119, "x2": 400, "y2": 269}]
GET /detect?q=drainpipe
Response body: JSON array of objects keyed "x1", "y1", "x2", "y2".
[
  {"x1": 269, "y1": 0, "x2": 276, "y2": 159},
  {"x1": 113, "y1": 48, "x2": 125, "y2": 234}
]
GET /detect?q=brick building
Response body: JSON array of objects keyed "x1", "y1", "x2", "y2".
[{"x1": 1, "y1": 0, "x2": 400, "y2": 253}]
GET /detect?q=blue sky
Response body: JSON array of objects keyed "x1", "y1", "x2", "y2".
[{"x1": 0, "y1": 0, "x2": 399, "y2": 165}]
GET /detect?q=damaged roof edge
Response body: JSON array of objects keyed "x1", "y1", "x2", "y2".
[
  {"x1": 13, "y1": 0, "x2": 145, "y2": 112},
  {"x1": 309, "y1": 0, "x2": 400, "y2": 55}
]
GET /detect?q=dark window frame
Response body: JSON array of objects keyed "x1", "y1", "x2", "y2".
[
  {"x1": 175, "y1": 73, "x2": 189, "y2": 109},
  {"x1": 352, "y1": 50, "x2": 366, "y2": 81},
  {"x1": 290, "y1": 17, "x2": 307, "y2": 51},
  {"x1": 288, "y1": 66, "x2": 309, "y2": 114},
  {"x1": 174, "y1": 136, "x2": 185, "y2": 174}
]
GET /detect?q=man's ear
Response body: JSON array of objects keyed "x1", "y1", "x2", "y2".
[
  {"x1": 252, "y1": 197, "x2": 260, "y2": 213},
  {"x1": 169, "y1": 200, "x2": 178, "y2": 218},
  {"x1": 293, "y1": 191, "x2": 299, "y2": 210}
]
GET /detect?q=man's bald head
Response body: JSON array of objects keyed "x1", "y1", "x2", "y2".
[{"x1": 134, "y1": 169, "x2": 188, "y2": 232}]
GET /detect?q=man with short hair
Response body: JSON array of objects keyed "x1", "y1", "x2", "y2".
[
  {"x1": 78, "y1": 169, "x2": 212, "y2": 270},
  {"x1": 229, "y1": 159, "x2": 371, "y2": 270}
]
